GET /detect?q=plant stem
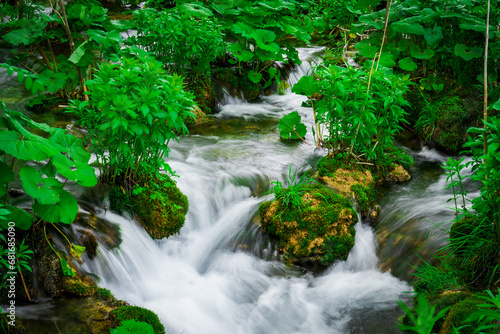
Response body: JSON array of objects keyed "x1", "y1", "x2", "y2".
[{"x1": 483, "y1": 0, "x2": 490, "y2": 158}]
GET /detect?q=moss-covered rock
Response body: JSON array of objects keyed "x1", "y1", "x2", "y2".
[
  {"x1": 112, "y1": 305, "x2": 165, "y2": 334},
  {"x1": 131, "y1": 175, "x2": 189, "y2": 240},
  {"x1": 108, "y1": 174, "x2": 189, "y2": 240},
  {"x1": 63, "y1": 276, "x2": 98, "y2": 297},
  {"x1": 185, "y1": 106, "x2": 213, "y2": 128},
  {"x1": 383, "y1": 164, "x2": 411, "y2": 183},
  {"x1": 439, "y1": 296, "x2": 486, "y2": 334},
  {"x1": 35, "y1": 245, "x2": 65, "y2": 297},
  {"x1": 259, "y1": 183, "x2": 357, "y2": 266}
]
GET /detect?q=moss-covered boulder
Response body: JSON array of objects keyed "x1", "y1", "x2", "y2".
[
  {"x1": 439, "y1": 296, "x2": 485, "y2": 334},
  {"x1": 109, "y1": 174, "x2": 189, "y2": 240},
  {"x1": 259, "y1": 183, "x2": 357, "y2": 266},
  {"x1": 186, "y1": 76, "x2": 216, "y2": 114},
  {"x1": 383, "y1": 164, "x2": 411, "y2": 183}
]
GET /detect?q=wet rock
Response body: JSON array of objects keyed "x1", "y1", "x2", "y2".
[
  {"x1": 259, "y1": 183, "x2": 357, "y2": 266},
  {"x1": 35, "y1": 246, "x2": 65, "y2": 297},
  {"x1": 384, "y1": 164, "x2": 411, "y2": 183}
]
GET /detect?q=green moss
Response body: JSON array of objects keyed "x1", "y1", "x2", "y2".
[
  {"x1": 320, "y1": 230, "x2": 355, "y2": 265},
  {"x1": 440, "y1": 297, "x2": 486, "y2": 334},
  {"x1": 259, "y1": 183, "x2": 358, "y2": 266},
  {"x1": 63, "y1": 276, "x2": 97, "y2": 297},
  {"x1": 187, "y1": 75, "x2": 215, "y2": 114},
  {"x1": 112, "y1": 305, "x2": 165, "y2": 334},
  {"x1": 431, "y1": 291, "x2": 470, "y2": 333},
  {"x1": 239, "y1": 70, "x2": 261, "y2": 101},
  {"x1": 132, "y1": 175, "x2": 189, "y2": 239},
  {"x1": 96, "y1": 287, "x2": 115, "y2": 301},
  {"x1": 351, "y1": 184, "x2": 376, "y2": 216}
]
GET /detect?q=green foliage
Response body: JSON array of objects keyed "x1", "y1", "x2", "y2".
[
  {"x1": 111, "y1": 319, "x2": 154, "y2": 334},
  {"x1": 211, "y1": 0, "x2": 312, "y2": 86},
  {"x1": 0, "y1": 102, "x2": 96, "y2": 228},
  {"x1": 128, "y1": 5, "x2": 224, "y2": 80},
  {"x1": 412, "y1": 257, "x2": 461, "y2": 298},
  {"x1": 353, "y1": 0, "x2": 499, "y2": 91},
  {"x1": 466, "y1": 290, "x2": 500, "y2": 333},
  {"x1": 113, "y1": 305, "x2": 165, "y2": 334},
  {"x1": 441, "y1": 297, "x2": 486, "y2": 334},
  {"x1": 296, "y1": 62, "x2": 411, "y2": 165},
  {"x1": 68, "y1": 49, "x2": 195, "y2": 183},
  {"x1": 278, "y1": 111, "x2": 307, "y2": 140},
  {"x1": 398, "y1": 295, "x2": 451, "y2": 334},
  {"x1": 266, "y1": 164, "x2": 312, "y2": 211},
  {"x1": 0, "y1": 0, "x2": 123, "y2": 99},
  {"x1": 96, "y1": 287, "x2": 115, "y2": 301}
]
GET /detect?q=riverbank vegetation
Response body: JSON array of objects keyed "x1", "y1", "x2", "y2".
[{"x1": 0, "y1": 0, "x2": 499, "y2": 332}]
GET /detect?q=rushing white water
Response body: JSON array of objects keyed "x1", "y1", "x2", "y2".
[{"x1": 80, "y1": 48, "x2": 410, "y2": 334}]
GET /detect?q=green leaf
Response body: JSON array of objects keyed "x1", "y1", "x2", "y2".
[
  {"x1": 399, "y1": 57, "x2": 418, "y2": 71},
  {"x1": 68, "y1": 41, "x2": 90, "y2": 64},
  {"x1": 278, "y1": 111, "x2": 307, "y2": 140},
  {"x1": 20, "y1": 165, "x2": 63, "y2": 205},
  {"x1": 235, "y1": 50, "x2": 254, "y2": 62},
  {"x1": 492, "y1": 98, "x2": 500, "y2": 110},
  {"x1": 248, "y1": 70, "x2": 262, "y2": 84},
  {"x1": 378, "y1": 54, "x2": 396, "y2": 67},
  {"x1": 424, "y1": 26, "x2": 443, "y2": 48},
  {"x1": 34, "y1": 190, "x2": 79, "y2": 224},
  {"x1": 60, "y1": 258, "x2": 76, "y2": 277},
  {"x1": 410, "y1": 45, "x2": 435, "y2": 60},
  {"x1": 70, "y1": 244, "x2": 86, "y2": 258},
  {"x1": 291, "y1": 75, "x2": 318, "y2": 97},
  {"x1": 49, "y1": 129, "x2": 91, "y2": 163},
  {"x1": 36, "y1": 70, "x2": 67, "y2": 93},
  {"x1": 0, "y1": 205, "x2": 32, "y2": 230},
  {"x1": 355, "y1": 0, "x2": 382, "y2": 10},
  {"x1": 355, "y1": 39, "x2": 379, "y2": 58},
  {"x1": 252, "y1": 29, "x2": 280, "y2": 53},
  {"x1": 50, "y1": 155, "x2": 97, "y2": 187},
  {"x1": 454, "y1": 44, "x2": 483, "y2": 61},
  {"x1": 390, "y1": 22, "x2": 426, "y2": 35},
  {"x1": 0, "y1": 161, "x2": 14, "y2": 184},
  {"x1": 0, "y1": 129, "x2": 59, "y2": 161}
]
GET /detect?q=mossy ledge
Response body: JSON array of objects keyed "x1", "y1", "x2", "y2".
[
  {"x1": 109, "y1": 173, "x2": 189, "y2": 240},
  {"x1": 259, "y1": 183, "x2": 358, "y2": 266}
]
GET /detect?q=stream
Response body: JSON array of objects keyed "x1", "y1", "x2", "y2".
[{"x1": 1, "y1": 48, "x2": 472, "y2": 333}]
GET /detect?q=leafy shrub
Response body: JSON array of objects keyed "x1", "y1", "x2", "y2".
[
  {"x1": 113, "y1": 305, "x2": 165, "y2": 334},
  {"x1": 128, "y1": 4, "x2": 224, "y2": 80},
  {"x1": 68, "y1": 48, "x2": 195, "y2": 183}
]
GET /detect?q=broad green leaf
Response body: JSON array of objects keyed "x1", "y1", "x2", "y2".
[
  {"x1": 278, "y1": 111, "x2": 307, "y2": 140},
  {"x1": 410, "y1": 45, "x2": 435, "y2": 59},
  {"x1": 49, "y1": 129, "x2": 91, "y2": 163},
  {"x1": 291, "y1": 75, "x2": 319, "y2": 97},
  {"x1": 355, "y1": 39, "x2": 379, "y2": 58},
  {"x1": 0, "y1": 161, "x2": 14, "y2": 184},
  {"x1": 492, "y1": 98, "x2": 500, "y2": 110},
  {"x1": 454, "y1": 44, "x2": 483, "y2": 61},
  {"x1": 34, "y1": 189, "x2": 78, "y2": 224},
  {"x1": 50, "y1": 155, "x2": 97, "y2": 187},
  {"x1": 68, "y1": 40, "x2": 89, "y2": 64},
  {"x1": 20, "y1": 165, "x2": 63, "y2": 205},
  {"x1": 252, "y1": 29, "x2": 279, "y2": 53},
  {"x1": 0, "y1": 129, "x2": 59, "y2": 161},
  {"x1": 378, "y1": 54, "x2": 396, "y2": 67},
  {"x1": 355, "y1": 0, "x2": 382, "y2": 10},
  {"x1": 424, "y1": 26, "x2": 443, "y2": 48},
  {"x1": 268, "y1": 67, "x2": 278, "y2": 79},
  {"x1": 0, "y1": 205, "x2": 32, "y2": 230},
  {"x1": 399, "y1": 57, "x2": 418, "y2": 71},
  {"x1": 70, "y1": 244, "x2": 86, "y2": 258},
  {"x1": 248, "y1": 70, "x2": 262, "y2": 84},
  {"x1": 60, "y1": 258, "x2": 76, "y2": 277},
  {"x1": 235, "y1": 50, "x2": 254, "y2": 62},
  {"x1": 390, "y1": 22, "x2": 425, "y2": 35},
  {"x1": 36, "y1": 70, "x2": 67, "y2": 93},
  {"x1": 2, "y1": 21, "x2": 46, "y2": 45}
]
